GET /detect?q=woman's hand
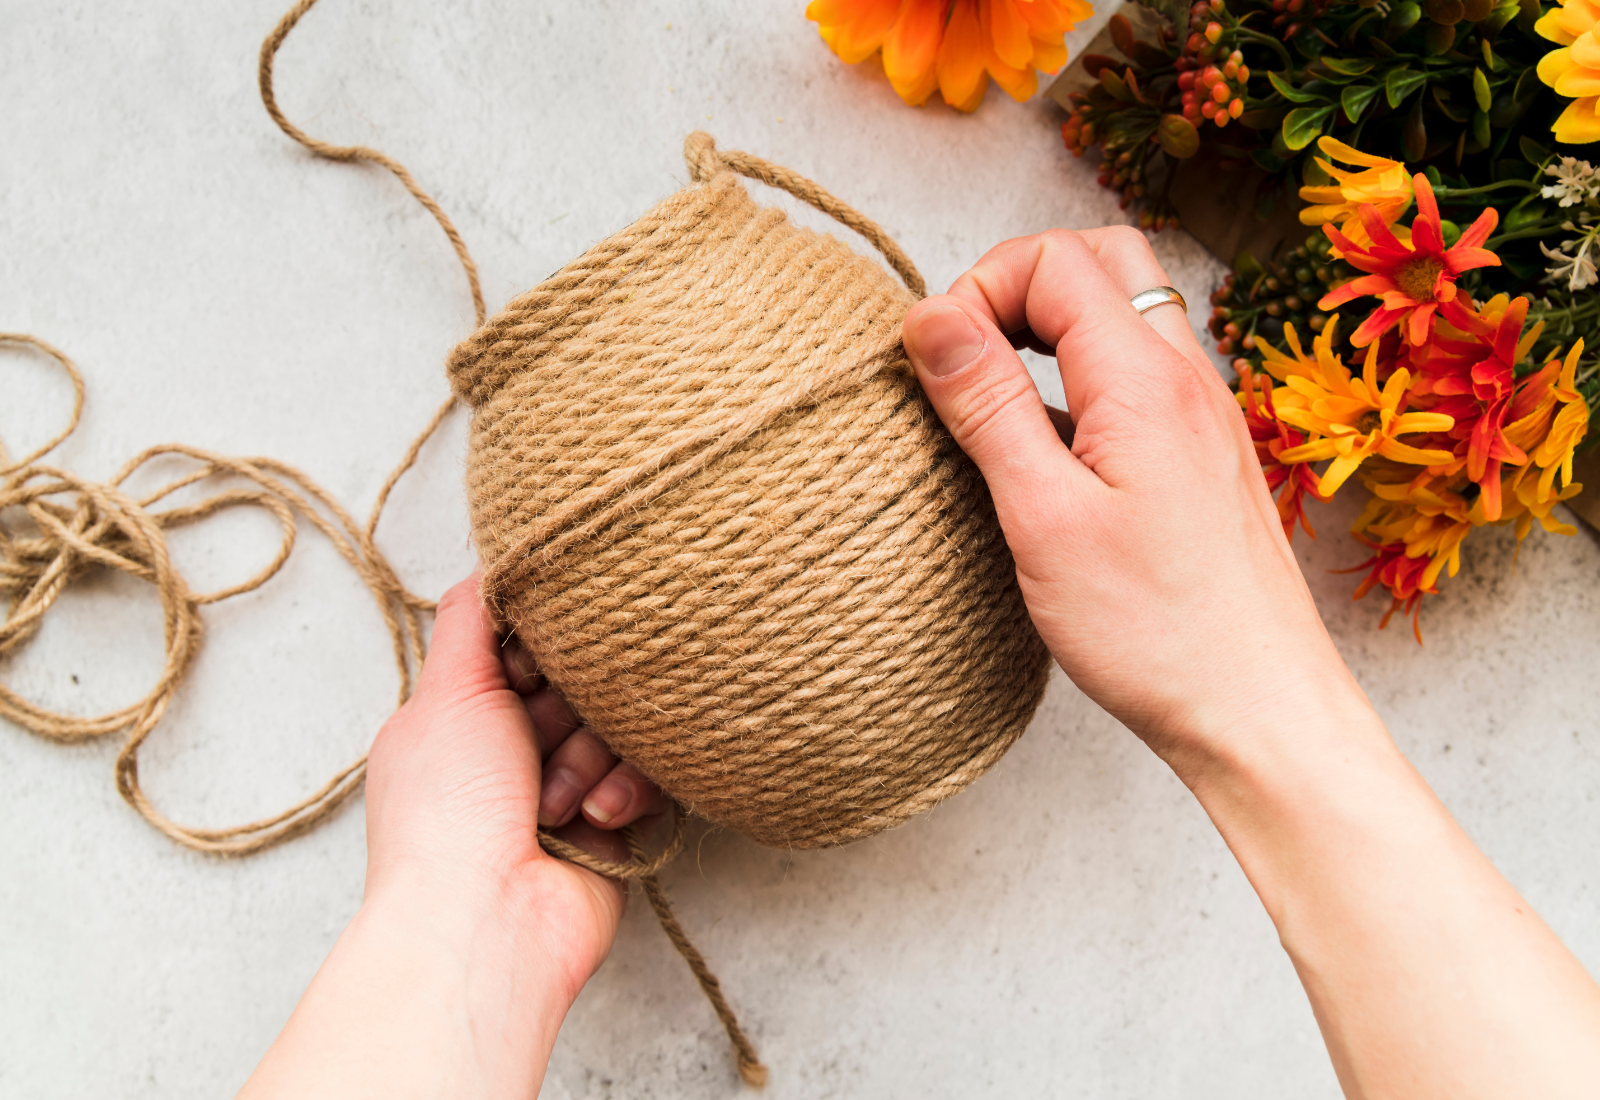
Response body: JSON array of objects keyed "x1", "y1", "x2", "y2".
[
  {"x1": 903, "y1": 228, "x2": 1600, "y2": 1100},
  {"x1": 239, "y1": 576, "x2": 667, "y2": 1100},
  {"x1": 902, "y1": 227, "x2": 1360, "y2": 772}
]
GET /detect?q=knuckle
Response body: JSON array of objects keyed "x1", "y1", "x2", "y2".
[
  {"x1": 1102, "y1": 223, "x2": 1152, "y2": 255},
  {"x1": 1039, "y1": 227, "x2": 1089, "y2": 258}
]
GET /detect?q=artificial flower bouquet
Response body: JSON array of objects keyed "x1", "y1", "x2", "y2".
[
  {"x1": 1059, "y1": 0, "x2": 1597, "y2": 634},
  {"x1": 809, "y1": 0, "x2": 1598, "y2": 637}
]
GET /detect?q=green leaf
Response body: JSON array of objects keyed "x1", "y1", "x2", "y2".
[
  {"x1": 1238, "y1": 106, "x2": 1289, "y2": 129},
  {"x1": 1386, "y1": 0, "x2": 1423, "y2": 33},
  {"x1": 1282, "y1": 105, "x2": 1337, "y2": 151},
  {"x1": 1471, "y1": 108, "x2": 1492, "y2": 149},
  {"x1": 1251, "y1": 146, "x2": 1288, "y2": 173},
  {"x1": 1342, "y1": 83, "x2": 1383, "y2": 123},
  {"x1": 1514, "y1": 65, "x2": 1541, "y2": 105},
  {"x1": 1507, "y1": 202, "x2": 1547, "y2": 230},
  {"x1": 1255, "y1": 186, "x2": 1281, "y2": 220},
  {"x1": 1268, "y1": 70, "x2": 1325, "y2": 104},
  {"x1": 1385, "y1": 67, "x2": 1430, "y2": 108},
  {"x1": 1403, "y1": 97, "x2": 1428, "y2": 161},
  {"x1": 1100, "y1": 68, "x2": 1135, "y2": 101},
  {"x1": 1293, "y1": 28, "x2": 1326, "y2": 59},
  {"x1": 1484, "y1": 0, "x2": 1520, "y2": 34},
  {"x1": 1520, "y1": 135, "x2": 1553, "y2": 166},
  {"x1": 1480, "y1": 38, "x2": 1502, "y2": 72},
  {"x1": 1472, "y1": 68, "x2": 1492, "y2": 113},
  {"x1": 1432, "y1": 85, "x2": 1468, "y2": 122},
  {"x1": 1319, "y1": 57, "x2": 1376, "y2": 78},
  {"x1": 1234, "y1": 251, "x2": 1267, "y2": 284},
  {"x1": 1156, "y1": 114, "x2": 1201, "y2": 159}
]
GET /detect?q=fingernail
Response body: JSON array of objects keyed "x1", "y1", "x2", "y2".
[
  {"x1": 906, "y1": 305, "x2": 985, "y2": 378},
  {"x1": 538, "y1": 769, "x2": 582, "y2": 827},
  {"x1": 582, "y1": 779, "x2": 629, "y2": 825},
  {"x1": 505, "y1": 648, "x2": 540, "y2": 693}
]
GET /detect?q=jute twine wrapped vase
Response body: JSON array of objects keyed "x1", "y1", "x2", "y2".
[{"x1": 446, "y1": 133, "x2": 1051, "y2": 850}]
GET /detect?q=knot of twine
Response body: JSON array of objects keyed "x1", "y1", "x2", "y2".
[{"x1": 3, "y1": 0, "x2": 770, "y2": 1087}]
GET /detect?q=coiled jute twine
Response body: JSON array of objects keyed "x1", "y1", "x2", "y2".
[{"x1": 2, "y1": 0, "x2": 1052, "y2": 1087}]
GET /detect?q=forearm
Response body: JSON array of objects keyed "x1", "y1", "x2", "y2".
[
  {"x1": 1178, "y1": 677, "x2": 1600, "y2": 1100},
  {"x1": 237, "y1": 873, "x2": 574, "y2": 1100}
]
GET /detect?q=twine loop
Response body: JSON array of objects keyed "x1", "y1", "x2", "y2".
[{"x1": 0, "y1": 332, "x2": 426, "y2": 854}]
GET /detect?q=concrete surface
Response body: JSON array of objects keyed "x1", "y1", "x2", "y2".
[{"x1": 4, "y1": 2, "x2": 1599, "y2": 1098}]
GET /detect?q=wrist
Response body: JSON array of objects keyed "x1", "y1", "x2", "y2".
[
  {"x1": 359, "y1": 861, "x2": 586, "y2": 1033},
  {"x1": 1159, "y1": 666, "x2": 1428, "y2": 927},
  {"x1": 1136, "y1": 617, "x2": 1381, "y2": 789},
  {"x1": 241, "y1": 865, "x2": 580, "y2": 1100}
]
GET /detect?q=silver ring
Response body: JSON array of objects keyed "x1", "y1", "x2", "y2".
[{"x1": 1130, "y1": 286, "x2": 1186, "y2": 316}]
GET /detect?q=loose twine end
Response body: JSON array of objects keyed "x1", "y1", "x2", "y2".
[{"x1": 538, "y1": 812, "x2": 767, "y2": 1087}]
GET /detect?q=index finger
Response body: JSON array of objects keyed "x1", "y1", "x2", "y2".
[{"x1": 944, "y1": 229, "x2": 1209, "y2": 427}]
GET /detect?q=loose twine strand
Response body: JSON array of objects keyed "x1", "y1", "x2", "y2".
[{"x1": 1, "y1": 0, "x2": 793, "y2": 1085}]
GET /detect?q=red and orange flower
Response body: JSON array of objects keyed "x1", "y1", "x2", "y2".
[{"x1": 1318, "y1": 175, "x2": 1500, "y2": 349}]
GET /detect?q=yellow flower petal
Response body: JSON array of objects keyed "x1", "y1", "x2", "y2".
[
  {"x1": 1537, "y1": 6, "x2": 1580, "y2": 44},
  {"x1": 1319, "y1": 453, "x2": 1366, "y2": 496},
  {"x1": 1392, "y1": 411, "x2": 1455, "y2": 434},
  {"x1": 1553, "y1": 95, "x2": 1600, "y2": 144},
  {"x1": 1378, "y1": 440, "x2": 1457, "y2": 465}
]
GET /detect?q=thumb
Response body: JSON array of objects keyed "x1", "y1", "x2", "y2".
[{"x1": 902, "y1": 296, "x2": 1078, "y2": 509}]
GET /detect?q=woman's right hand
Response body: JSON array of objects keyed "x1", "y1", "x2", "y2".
[
  {"x1": 903, "y1": 227, "x2": 1600, "y2": 1100},
  {"x1": 901, "y1": 227, "x2": 1366, "y2": 772}
]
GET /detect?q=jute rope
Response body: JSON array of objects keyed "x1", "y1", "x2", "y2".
[
  {"x1": 447, "y1": 135, "x2": 1052, "y2": 852},
  {"x1": 3, "y1": 0, "x2": 774, "y2": 1085}
]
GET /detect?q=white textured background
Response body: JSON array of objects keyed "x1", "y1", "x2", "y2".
[{"x1": 4, "y1": 2, "x2": 1599, "y2": 1098}]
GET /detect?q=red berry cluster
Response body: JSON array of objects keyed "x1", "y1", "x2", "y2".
[
  {"x1": 1172, "y1": 2, "x2": 1251, "y2": 129},
  {"x1": 1178, "y1": 0, "x2": 1229, "y2": 62},
  {"x1": 1179, "y1": 49, "x2": 1249, "y2": 128},
  {"x1": 1268, "y1": 0, "x2": 1330, "y2": 40}
]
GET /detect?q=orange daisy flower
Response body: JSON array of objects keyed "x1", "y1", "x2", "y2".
[
  {"x1": 1297, "y1": 137, "x2": 1414, "y2": 254},
  {"x1": 807, "y1": 0, "x2": 1092, "y2": 110},
  {"x1": 1318, "y1": 175, "x2": 1500, "y2": 349}
]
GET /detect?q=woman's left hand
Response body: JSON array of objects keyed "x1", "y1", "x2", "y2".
[{"x1": 239, "y1": 576, "x2": 668, "y2": 1100}]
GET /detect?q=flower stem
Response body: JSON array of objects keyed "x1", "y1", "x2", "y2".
[
  {"x1": 1486, "y1": 221, "x2": 1569, "y2": 248},
  {"x1": 1433, "y1": 180, "x2": 1538, "y2": 200},
  {"x1": 1236, "y1": 28, "x2": 1295, "y2": 70}
]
